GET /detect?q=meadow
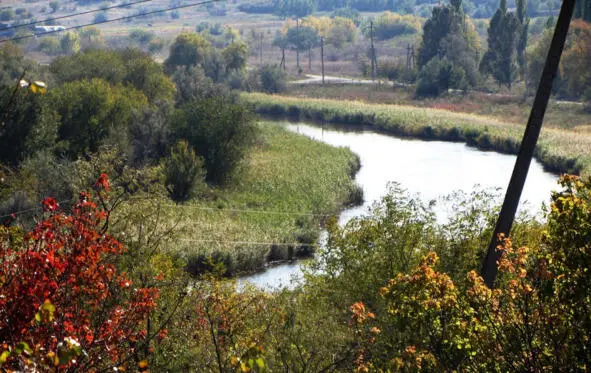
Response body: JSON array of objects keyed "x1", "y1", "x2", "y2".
[{"x1": 243, "y1": 92, "x2": 591, "y2": 176}]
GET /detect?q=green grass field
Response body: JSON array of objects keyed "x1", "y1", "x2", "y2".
[
  {"x1": 243, "y1": 92, "x2": 591, "y2": 176},
  {"x1": 113, "y1": 122, "x2": 360, "y2": 276}
]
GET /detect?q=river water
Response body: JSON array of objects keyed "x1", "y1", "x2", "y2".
[{"x1": 239, "y1": 121, "x2": 560, "y2": 290}]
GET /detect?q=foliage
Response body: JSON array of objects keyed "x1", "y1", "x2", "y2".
[
  {"x1": 164, "y1": 32, "x2": 211, "y2": 74},
  {"x1": 417, "y1": 0, "x2": 480, "y2": 94},
  {"x1": 362, "y1": 12, "x2": 421, "y2": 40},
  {"x1": 0, "y1": 88, "x2": 58, "y2": 166},
  {"x1": 274, "y1": 0, "x2": 315, "y2": 18},
  {"x1": 527, "y1": 20, "x2": 591, "y2": 100},
  {"x1": 163, "y1": 140, "x2": 206, "y2": 202},
  {"x1": 258, "y1": 64, "x2": 288, "y2": 93},
  {"x1": 50, "y1": 48, "x2": 175, "y2": 104},
  {"x1": 416, "y1": 57, "x2": 469, "y2": 97},
  {"x1": 49, "y1": 78, "x2": 149, "y2": 158},
  {"x1": 0, "y1": 43, "x2": 41, "y2": 88},
  {"x1": 0, "y1": 177, "x2": 159, "y2": 371},
  {"x1": 480, "y1": 0, "x2": 521, "y2": 89},
  {"x1": 171, "y1": 97, "x2": 258, "y2": 185},
  {"x1": 60, "y1": 31, "x2": 81, "y2": 55}
]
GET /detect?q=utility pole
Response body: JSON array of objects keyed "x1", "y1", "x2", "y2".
[
  {"x1": 481, "y1": 0, "x2": 576, "y2": 289},
  {"x1": 370, "y1": 21, "x2": 376, "y2": 80},
  {"x1": 259, "y1": 32, "x2": 263, "y2": 66},
  {"x1": 296, "y1": 18, "x2": 301, "y2": 73},
  {"x1": 320, "y1": 36, "x2": 325, "y2": 85}
]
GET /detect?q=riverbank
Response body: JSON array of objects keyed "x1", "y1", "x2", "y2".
[
  {"x1": 115, "y1": 122, "x2": 361, "y2": 277},
  {"x1": 242, "y1": 93, "x2": 591, "y2": 176}
]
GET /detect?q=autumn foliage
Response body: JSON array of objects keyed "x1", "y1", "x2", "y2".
[
  {"x1": 0, "y1": 174, "x2": 159, "y2": 371},
  {"x1": 352, "y1": 175, "x2": 591, "y2": 371}
]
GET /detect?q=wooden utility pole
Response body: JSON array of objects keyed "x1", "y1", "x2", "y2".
[
  {"x1": 259, "y1": 32, "x2": 264, "y2": 66},
  {"x1": 481, "y1": 0, "x2": 576, "y2": 289},
  {"x1": 296, "y1": 18, "x2": 301, "y2": 73},
  {"x1": 320, "y1": 36, "x2": 325, "y2": 85},
  {"x1": 370, "y1": 21, "x2": 376, "y2": 80}
]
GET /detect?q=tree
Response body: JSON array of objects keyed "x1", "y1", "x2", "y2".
[
  {"x1": 60, "y1": 31, "x2": 81, "y2": 55},
  {"x1": 222, "y1": 41, "x2": 248, "y2": 73},
  {"x1": 163, "y1": 140, "x2": 206, "y2": 201},
  {"x1": 0, "y1": 178, "x2": 160, "y2": 371},
  {"x1": 164, "y1": 32, "x2": 211, "y2": 74},
  {"x1": 275, "y1": 0, "x2": 315, "y2": 18},
  {"x1": 516, "y1": 0, "x2": 530, "y2": 76},
  {"x1": 574, "y1": 0, "x2": 591, "y2": 22},
  {"x1": 480, "y1": 0, "x2": 520, "y2": 89},
  {"x1": 49, "y1": 78, "x2": 148, "y2": 158},
  {"x1": 286, "y1": 25, "x2": 319, "y2": 70},
  {"x1": 171, "y1": 97, "x2": 258, "y2": 185},
  {"x1": 326, "y1": 17, "x2": 357, "y2": 49}
]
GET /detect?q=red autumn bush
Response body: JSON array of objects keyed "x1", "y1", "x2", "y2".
[{"x1": 0, "y1": 174, "x2": 159, "y2": 372}]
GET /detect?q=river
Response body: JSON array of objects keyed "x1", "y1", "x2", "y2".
[{"x1": 239, "y1": 121, "x2": 560, "y2": 290}]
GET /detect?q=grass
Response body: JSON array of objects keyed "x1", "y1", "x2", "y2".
[
  {"x1": 242, "y1": 92, "x2": 591, "y2": 177},
  {"x1": 114, "y1": 122, "x2": 360, "y2": 276}
]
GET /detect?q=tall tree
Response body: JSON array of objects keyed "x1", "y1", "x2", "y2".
[
  {"x1": 574, "y1": 0, "x2": 591, "y2": 22},
  {"x1": 516, "y1": 0, "x2": 529, "y2": 78},
  {"x1": 480, "y1": 0, "x2": 520, "y2": 89}
]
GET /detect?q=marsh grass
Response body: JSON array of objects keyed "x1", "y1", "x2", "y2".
[
  {"x1": 243, "y1": 93, "x2": 591, "y2": 176},
  {"x1": 114, "y1": 123, "x2": 361, "y2": 276}
]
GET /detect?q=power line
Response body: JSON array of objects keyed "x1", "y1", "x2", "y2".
[
  {"x1": 0, "y1": 0, "x2": 222, "y2": 44},
  {"x1": 179, "y1": 238, "x2": 317, "y2": 247},
  {"x1": 1, "y1": 0, "x2": 156, "y2": 32}
]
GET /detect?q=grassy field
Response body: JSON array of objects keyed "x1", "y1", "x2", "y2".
[
  {"x1": 243, "y1": 92, "x2": 591, "y2": 176},
  {"x1": 112, "y1": 122, "x2": 360, "y2": 276}
]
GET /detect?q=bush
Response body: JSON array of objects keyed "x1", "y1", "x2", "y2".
[
  {"x1": 258, "y1": 64, "x2": 287, "y2": 93},
  {"x1": 163, "y1": 140, "x2": 206, "y2": 201},
  {"x1": 416, "y1": 57, "x2": 468, "y2": 97}
]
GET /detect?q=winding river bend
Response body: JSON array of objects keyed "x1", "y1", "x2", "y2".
[{"x1": 239, "y1": 121, "x2": 560, "y2": 290}]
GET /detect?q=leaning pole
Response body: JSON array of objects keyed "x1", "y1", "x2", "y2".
[{"x1": 481, "y1": 0, "x2": 577, "y2": 289}]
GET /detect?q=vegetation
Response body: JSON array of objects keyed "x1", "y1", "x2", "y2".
[{"x1": 242, "y1": 92, "x2": 591, "y2": 175}]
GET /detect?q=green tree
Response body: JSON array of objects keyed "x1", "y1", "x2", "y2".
[
  {"x1": 222, "y1": 41, "x2": 248, "y2": 73},
  {"x1": 275, "y1": 0, "x2": 315, "y2": 18},
  {"x1": 60, "y1": 31, "x2": 80, "y2": 55},
  {"x1": 163, "y1": 140, "x2": 206, "y2": 201},
  {"x1": 286, "y1": 25, "x2": 319, "y2": 69},
  {"x1": 164, "y1": 32, "x2": 211, "y2": 74},
  {"x1": 49, "y1": 78, "x2": 148, "y2": 158},
  {"x1": 516, "y1": 0, "x2": 529, "y2": 76},
  {"x1": 171, "y1": 97, "x2": 257, "y2": 185},
  {"x1": 574, "y1": 0, "x2": 591, "y2": 22},
  {"x1": 480, "y1": 0, "x2": 521, "y2": 89}
]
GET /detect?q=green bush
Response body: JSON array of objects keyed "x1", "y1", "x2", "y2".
[
  {"x1": 416, "y1": 57, "x2": 469, "y2": 97},
  {"x1": 163, "y1": 140, "x2": 206, "y2": 202},
  {"x1": 258, "y1": 64, "x2": 287, "y2": 94}
]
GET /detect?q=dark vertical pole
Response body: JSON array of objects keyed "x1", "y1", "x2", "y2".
[
  {"x1": 321, "y1": 36, "x2": 325, "y2": 85},
  {"x1": 296, "y1": 18, "x2": 301, "y2": 73},
  {"x1": 481, "y1": 0, "x2": 576, "y2": 289},
  {"x1": 370, "y1": 21, "x2": 376, "y2": 80},
  {"x1": 259, "y1": 32, "x2": 263, "y2": 66}
]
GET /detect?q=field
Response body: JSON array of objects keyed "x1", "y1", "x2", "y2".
[
  {"x1": 243, "y1": 92, "x2": 591, "y2": 176},
  {"x1": 111, "y1": 121, "x2": 361, "y2": 276}
]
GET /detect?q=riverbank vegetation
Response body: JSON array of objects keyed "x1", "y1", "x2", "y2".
[{"x1": 243, "y1": 92, "x2": 591, "y2": 176}]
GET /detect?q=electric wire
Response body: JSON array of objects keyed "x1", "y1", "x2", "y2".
[
  {"x1": 0, "y1": 0, "x2": 222, "y2": 44},
  {"x1": 0, "y1": 0, "x2": 156, "y2": 31}
]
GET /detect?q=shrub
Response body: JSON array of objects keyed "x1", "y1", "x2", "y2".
[
  {"x1": 258, "y1": 64, "x2": 287, "y2": 93},
  {"x1": 364, "y1": 12, "x2": 422, "y2": 40},
  {"x1": 163, "y1": 140, "x2": 206, "y2": 201},
  {"x1": 416, "y1": 57, "x2": 468, "y2": 97},
  {"x1": 0, "y1": 176, "x2": 159, "y2": 371}
]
